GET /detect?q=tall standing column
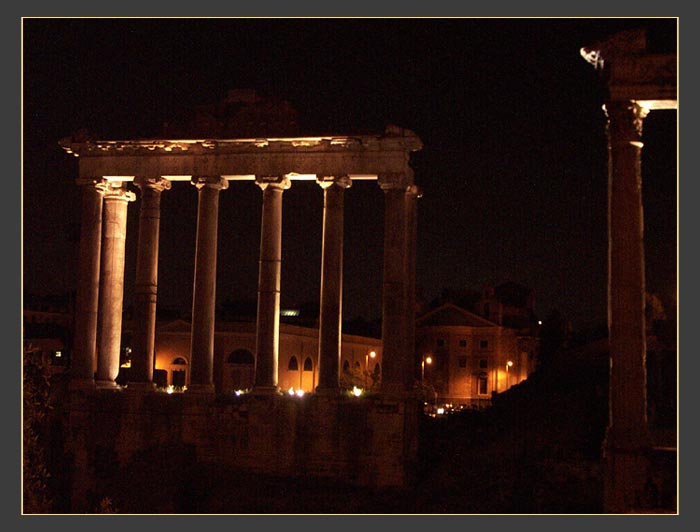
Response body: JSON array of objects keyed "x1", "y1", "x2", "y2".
[
  {"x1": 603, "y1": 100, "x2": 652, "y2": 512},
  {"x1": 189, "y1": 176, "x2": 228, "y2": 394},
  {"x1": 96, "y1": 181, "x2": 135, "y2": 388},
  {"x1": 379, "y1": 175, "x2": 413, "y2": 397},
  {"x1": 253, "y1": 176, "x2": 291, "y2": 394},
  {"x1": 316, "y1": 175, "x2": 351, "y2": 394},
  {"x1": 70, "y1": 178, "x2": 106, "y2": 390},
  {"x1": 129, "y1": 176, "x2": 171, "y2": 391},
  {"x1": 405, "y1": 185, "x2": 421, "y2": 383}
]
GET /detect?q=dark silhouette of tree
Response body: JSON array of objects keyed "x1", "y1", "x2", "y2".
[
  {"x1": 537, "y1": 308, "x2": 569, "y2": 371},
  {"x1": 23, "y1": 348, "x2": 53, "y2": 513}
]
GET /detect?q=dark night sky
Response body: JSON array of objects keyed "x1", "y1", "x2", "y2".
[{"x1": 22, "y1": 17, "x2": 678, "y2": 331}]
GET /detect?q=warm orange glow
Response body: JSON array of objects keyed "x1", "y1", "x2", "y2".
[
  {"x1": 369, "y1": 351, "x2": 376, "y2": 359},
  {"x1": 425, "y1": 356, "x2": 432, "y2": 365},
  {"x1": 507, "y1": 360, "x2": 514, "y2": 367}
]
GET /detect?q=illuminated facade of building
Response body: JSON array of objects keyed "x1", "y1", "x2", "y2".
[
  {"x1": 415, "y1": 302, "x2": 538, "y2": 407},
  {"x1": 121, "y1": 319, "x2": 383, "y2": 396}
]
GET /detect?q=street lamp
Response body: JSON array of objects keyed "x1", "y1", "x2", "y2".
[
  {"x1": 365, "y1": 350, "x2": 376, "y2": 389},
  {"x1": 421, "y1": 355, "x2": 432, "y2": 382},
  {"x1": 506, "y1": 360, "x2": 513, "y2": 389}
]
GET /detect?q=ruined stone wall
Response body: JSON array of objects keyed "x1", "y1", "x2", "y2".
[{"x1": 57, "y1": 389, "x2": 420, "y2": 512}]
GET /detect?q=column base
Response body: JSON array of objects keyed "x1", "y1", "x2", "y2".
[
  {"x1": 68, "y1": 377, "x2": 95, "y2": 392},
  {"x1": 186, "y1": 383, "x2": 215, "y2": 395},
  {"x1": 95, "y1": 379, "x2": 122, "y2": 390},
  {"x1": 603, "y1": 445, "x2": 655, "y2": 513},
  {"x1": 124, "y1": 381, "x2": 156, "y2": 394},
  {"x1": 314, "y1": 386, "x2": 341, "y2": 397},
  {"x1": 250, "y1": 385, "x2": 281, "y2": 396}
]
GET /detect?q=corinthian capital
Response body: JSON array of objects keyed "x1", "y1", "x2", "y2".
[
  {"x1": 604, "y1": 100, "x2": 650, "y2": 146},
  {"x1": 102, "y1": 180, "x2": 136, "y2": 202},
  {"x1": 316, "y1": 175, "x2": 352, "y2": 190},
  {"x1": 255, "y1": 175, "x2": 291, "y2": 191},
  {"x1": 134, "y1": 176, "x2": 173, "y2": 192},
  {"x1": 191, "y1": 176, "x2": 229, "y2": 191}
]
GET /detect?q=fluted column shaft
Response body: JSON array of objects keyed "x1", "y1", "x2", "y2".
[
  {"x1": 253, "y1": 177, "x2": 290, "y2": 393},
  {"x1": 603, "y1": 100, "x2": 652, "y2": 511},
  {"x1": 70, "y1": 179, "x2": 106, "y2": 388},
  {"x1": 316, "y1": 176, "x2": 351, "y2": 393},
  {"x1": 379, "y1": 178, "x2": 413, "y2": 397},
  {"x1": 129, "y1": 176, "x2": 171, "y2": 389},
  {"x1": 189, "y1": 177, "x2": 228, "y2": 393},
  {"x1": 96, "y1": 181, "x2": 135, "y2": 387}
]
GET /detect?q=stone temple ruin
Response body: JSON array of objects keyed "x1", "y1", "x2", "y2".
[
  {"x1": 49, "y1": 27, "x2": 676, "y2": 513},
  {"x1": 58, "y1": 124, "x2": 424, "y2": 510}
]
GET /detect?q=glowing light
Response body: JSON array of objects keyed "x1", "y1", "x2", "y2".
[
  {"x1": 352, "y1": 386, "x2": 363, "y2": 397},
  {"x1": 369, "y1": 351, "x2": 377, "y2": 359},
  {"x1": 161, "y1": 175, "x2": 193, "y2": 181},
  {"x1": 425, "y1": 356, "x2": 432, "y2": 365},
  {"x1": 507, "y1": 360, "x2": 514, "y2": 367},
  {"x1": 288, "y1": 387, "x2": 295, "y2": 396},
  {"x1": 234, "y1": 389, "x2": 245, "y2": 396},
  {"x1": 295, "y1": 389, "x2": 305, "y2": 397},
  {"x1": 166, "y1": 385, "x2": 174, "y2": 394},
  {"x1": 55, "y1": 351, "x2": 62, "y2": 358},
  {"x1": 102, "y1": 176, "x2": 135, "y2": 182},
  {"x1": 437, "y1": 407, "x2": 445, "y2": 415},
  {"x1": 538, "y1": 320, "x2": 543, "y2": 325}
]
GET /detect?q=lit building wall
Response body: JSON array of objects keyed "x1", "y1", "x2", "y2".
[
  {"x1": 150, "y1": 319, "x2": 382, "y2": 394},
  {"x1": 415, "y1": 303, "x2": 537, "y2": 407}
]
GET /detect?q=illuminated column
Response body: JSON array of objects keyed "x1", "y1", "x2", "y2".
[
  {"x1": 405, "y1": 185, "x2": 421, "y2": 383},
  {"x1": 96, "y1": 181, "x2": 135, "y2": 388},
  {"x1": 70, "y1": 178, "x2": 106, "y2": 389},
  {"x1": 128, "y1": 176, "x2": 171, "y2": 391},
  {"x1": 189, "y1": 176, "x2": 228, "y2": 394},
  {"x1": 316, "y1": 175, "x2": 351, "y2": 394},
  {"x1": 253, "y1": 176, "x2": 291, "y2": 394},
  {"x1": 379, "y1": 175, "x2": 413, "y2": 397},
  {"x1": 603, "y1": 100, "x2": 652, "y2": 510}
]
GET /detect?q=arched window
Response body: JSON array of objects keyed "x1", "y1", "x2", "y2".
[
  {"x1": 172, "y1": 357, "x2": 188, "y2": 365},
  {"x1": 303, "y1": 357, "x2": 313, "y2": 372},
  {"x1": 343, "y1": 360, "x2": 351, "y2": 373},
  {"x1": 227, "y1": 349, "x2": 254, "y2": 364},
  {"x1": 288, "y1": 356, "x2": 299, "y2": 371}
]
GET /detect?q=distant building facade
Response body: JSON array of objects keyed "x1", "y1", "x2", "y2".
[
  {"x1": 415, "y1": 281, "x2": 540, "y2": 407},
  {"x1": 120, "y1": 319, "x2": 383, "y2": 395}
]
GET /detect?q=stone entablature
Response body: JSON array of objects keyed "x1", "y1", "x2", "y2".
[{"x1": 59, "y1": 129, "x2": 422, "y2": 183}]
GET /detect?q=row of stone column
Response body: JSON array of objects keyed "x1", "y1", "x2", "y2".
[{"x1": 70, "y1": 173, "x2": 419, "y2": 397}]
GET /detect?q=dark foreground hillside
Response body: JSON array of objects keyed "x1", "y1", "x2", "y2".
[{"x1": 32, "y1": 338, "x2": 675, "y2": 514}]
